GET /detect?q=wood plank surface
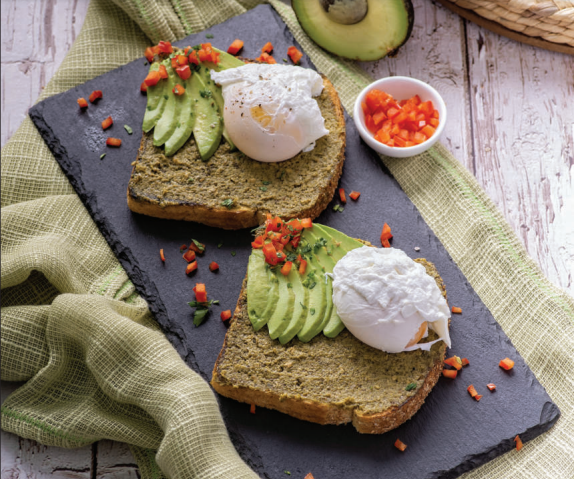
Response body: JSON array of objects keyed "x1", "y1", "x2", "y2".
[{"x1": 1, "y1": 0, "x2": 572, "y2": 477}]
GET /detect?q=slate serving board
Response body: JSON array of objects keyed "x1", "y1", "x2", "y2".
[{"x1": 29, "y1": 5, "x2": 559, "y2": 479}]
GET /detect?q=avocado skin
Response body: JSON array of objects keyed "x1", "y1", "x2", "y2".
[
  {"x1": 248, "y1": 223, "x2": 363, "y2": 343},
  {"x1": 292, "y1": 0, "x2": 414, "y2": 61}
]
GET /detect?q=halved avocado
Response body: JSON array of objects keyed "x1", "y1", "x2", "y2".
[{"x1": 292, "y1": 0, "x2": 414, "y2": 61}]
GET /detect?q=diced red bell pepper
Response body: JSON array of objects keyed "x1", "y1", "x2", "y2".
[
  {"x1": 171, "y1": 56, "x2": 179, "y2": 69},
  {"x1": 101, "y1": 116, "x2": 113, "y2": 130},
  {"x1": 180, "y1": 244, "x2": 188, "y2": 253},
  {"x1": 444, "y1": 356, "x2": 463, "y2": 371},
  {"x1": 442, "y1": 369, "x2": 457, "y2": 379},
  {"x1": 287, "y1": 46, "x2": 303, "y2": 65},
  {"x1": 186, "y1": 261, "x2": 198, "y2": 275},
  {"x1": 261, "y1": 42, "x2": 273, "y2": 53},
  {"x1": 420, "y1": 125, "x2": 436, "y2": 138},
  {"x1": 209, "y1": 261, "x2": 219, "y2": 272},
  {"x1": 77, "y1": 98, "x2": 88, "y2": 108},
  {"x1": 160, "y1": 249, "x2": 165, "y2": 262},
  {"x1": 227, "y1": 39, "x2": 244, "y2": 55},
  {"x1": 188, "y1": 241, "x2": 205, "y2": 254},
  {"x1": 89, "y1": 90, "x2": 103, "y2": 103},
  {"x1": 144, "y1": 71, "x2": 161, "y2": 86},
  {"x1": 106, "y1": 138, "x2": 122, "y2": 147},
  {"x1": 175, "y1": 65, "x2": 191, "y2": 80},
  {"x1": 183, "y1": 249, "x2": 196, "y2": 263},
  {"x1": 499, "y1": 358, "x2": 515, "y2": 370},
  {"x1": 380, "y1": 223, "x2": 393, "y2": 244},
  {"x1": 394, "y1": 439, "x2": 407, "y2": 452},
  {"x1": 177, "y1": 54, "x2": 188, "y2": 66},
  {"x1": 251, "y1": 235, "x2": 265, "y2": 249},
  {"x1": 173, "y1": 84, "x2": 185, "y2": 95},
  {"x1": 451, "y1": 306, "x2": 462, "y2": 314},
  {"x1": 467, "y1": 384, "x2": 480, "y2": 400},
  {"x1": 301, "y1": 218, "x2": 313, "y2": 229},
  {"x1": 262, "y1": 243, "x2": 279, "y2": 266},
  {"x1": 193, "y1": 283, "x2": 207, "y2": 303},
  {"x1": 299, "y1": 259, "x2": 307, "y2": 275},
  {"x1": 144, "y1": 47, "x2": 155, "y2": 62},
  {"x1": 250, "y1": 403, "x2": 256, "y2": 414},
  {"x1": 157, "y1": 41, "x2": 173, "y2": 54},
  {"x1": 286, "y1": 218, "x2": 303, "y2": 234},
  {"x1": 188, "y1": 50, "x2": 199, "y2": 65},
  {"x1": 158, "y1": 64, "x2": 168, "y2": 79},
  {"x1": 339, "y1": 188, "x2": 347, "y2": 203},
  {"x1": 140, "y1": 81, "x2": 148, "y2": 93},
  {"x1": 257, "y1": 52, "x2": 276, "y2": 64},
  {"x1": 221, "y1": 310, "x2": 232, "y2": 321},
  {"x1": 487, "y1": 383, "x2": 496, "y2": 391},
  {"x1": 349, "y1": 191, "x2": 361, "y2": 200},
  {"x1": 461, "y1": 358, "x2": 470, "y2": 366},
  {"x1": 514, "y1": 435, "x2": 523, "y2": 451},
  {"x1": 280, "y1": 261, "x2": 293, "y2": 276}
]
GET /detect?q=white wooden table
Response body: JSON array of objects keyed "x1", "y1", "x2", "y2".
[{"x1": 1, "y1": 0, "x2": 573, "y2": 476}]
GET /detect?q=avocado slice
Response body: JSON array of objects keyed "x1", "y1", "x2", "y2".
[
  {"x1": 163, "y1": 78, "x2": 195, "y2": 156},
  {"x1": 196, "y1": 66, "x2": 236, "y2": 150},
  {"x1": 277, "y1": 265, "x2": 310, "y2": 345},
  {"x1": 247, "y1": 250, "x2": 271, "y2": 326},
  {"x1": 153, "y1": 63, "x2": 182, "y2": 146},
  {"x1": 267, "y1": 269, "x2": 295, "y2": 340},
  {"x1": 292, "y1": 0, "x2": 414, "y2": 61},
  {"x1": 191, "y1": 73, "x2": 223, "y2": 161},
  {"x1": 142, "y1": 61, "x2": 170, "y2": 133}
]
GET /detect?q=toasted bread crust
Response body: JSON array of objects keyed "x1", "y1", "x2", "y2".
[
  {"x1": 127, "y1": 75, "x2": 346, "y2": 230},
  {"x1": 211, "y1": 258, "x2": 448, "y2": 434}
]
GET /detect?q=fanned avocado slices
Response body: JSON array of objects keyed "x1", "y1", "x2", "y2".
[
  {"x1": 141, "y1": 47, "x2": 244, "y2": 158},
  {"x1": 247, "y1": 223, "x2": 363, "y2": 344}
]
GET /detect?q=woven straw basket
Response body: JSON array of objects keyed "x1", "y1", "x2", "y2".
[{"x1": 442, "y1": 0, "x2": 574, "y2": 47}]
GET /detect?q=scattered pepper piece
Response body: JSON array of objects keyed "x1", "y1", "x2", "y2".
[
  {"x1": 106, "y1": 138, "x2": 122, "y2": 147},
  {"x1": 499, "y1": 358, "x2": 515, "y2": 370},
  {"x1": 101, "y1": 116, "x2": 113, "y2": 130},
  {"x1": 173, "y1": 83, "x2": 186, "y2": 96},
  {"x1": 299, "y1": 259, "x2": 307, "y2": 275},
  {"x1": 77, "y1": 98, "x2": 88, "y2": 108},
  {"x1": 380, "y1": 222, "x2": 392, "y2": 247},
  {"x1": 160, "y1": 249, "x2": 165, "y2": 262},
  {"x1": 250, "y1": 403, "x2": 256, "y2": 414},
  {"x1": 444, "y1": 355, "x2": 463, "y2": 370},
  {"x1": 394, "y1": 439, "x2": 407, "y2": 452},
  {"x1": 144, "y1": 71, "x2": 161, "y2": 87},
  {"x1": 287, "y1": 46, "x2": 303, "y2": 65},
  {"x1": 280, "y1": 261, "x2": 293, "y2": 276},
  {"x1": 227, "y1": 39, "x2": 244, "y2": 55},
  {"x1": 180, "y1": 244, "x2": 188, "y2": 253},
  {"x1": 451, "y1": 306, "x2": 462, "y2": 314},
  {"x1": 487, "y1": 383, "x2": 497, "y2": 391},
  {"x1": 349, "y1": 191, "x2": 361, "y2": 200},
  {"x1": 158, "y1": 64, "x2": 168, "y2": 79},
  {"x1": 261, "y1": 42, "x2": 274, "y2": 53},
  {"x1": 467, "y1": 384, "x2": 481, "y2": 400},
  {"x1": 442, "y1": 369, "x2": 457, "y2": 379},
  {"x1": 186, "y1": 261, "x2": 198, "y2": 275},
  {"x1": 188, "y1": 239, "x2": 205, "y2": 254},
  {"x1": 514, "y1": 435, "x2": 523, "y2": 451},
  {"x1": 220, "y1": 310, "x2": 232, "y2": 321},
  {"x1": 193, "y1": 283, "x2": 207, "y2": 303},
  {"x1": 183, "y1": 250, "x2": 196, "y2": 263},
  {"x1": 339, "y1": 188, "x2": 347, "y2": 203},
  {"x1": 461, "y1": 357, "x2": 470, "y2": 366},
  {"x1": 89, "y1": 90, "x2": 103, "y2": 103},
  {"x1": 144, "y1": 47, "x2": 155, "y2": 63},
  {"x1": 156, "y1": 41, "x2": 173, "y2": 54},
  {"x1": 140, "y1": 81, "x2": 148, "y2": 93},
  {"x1": 176, "y1": 65, "x2": 191, "y2": 81},
  {"x1": 209, "y1": 261, "x2": 219, "y2": 272},
  {"x1": 256, "y1": 52, "x2": 276, "y2": 64},
  {"x1": 304, "y1": 474, "x2": 315, "y2": 479},
  {"x1": 301, "y1": 218, "x2": 313, "y2": 229}
]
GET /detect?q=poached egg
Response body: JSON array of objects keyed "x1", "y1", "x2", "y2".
[
  {"x1": 331, "y1": 246, "x2": 451, "y2": 353},
  {"x1": 210, "y1": 64, "x2": 329, "y2": 162}
]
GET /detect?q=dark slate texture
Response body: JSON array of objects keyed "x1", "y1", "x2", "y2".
[{"x1": 29, "y1": 5, "x2": 559, "y2": 479}]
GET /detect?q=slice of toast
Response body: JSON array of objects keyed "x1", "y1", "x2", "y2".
[
  {"x1": 211, "y1": 258, "x2": 448, "y2": 434},
  {"x1": 127, "y1": 75, "x2": 345, "y2": 230}
]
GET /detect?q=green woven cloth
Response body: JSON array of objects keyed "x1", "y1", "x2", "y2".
[{"x1": 1, "y1": 1, "x2": 573, "y2": 478}]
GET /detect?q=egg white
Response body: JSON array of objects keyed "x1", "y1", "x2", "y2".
[
  {"x1": 210, "y1": 64, "x2": 329, "y2": 162},
  {"x1": 331, "y1": 246, "x2": 451, "y2": 353}
]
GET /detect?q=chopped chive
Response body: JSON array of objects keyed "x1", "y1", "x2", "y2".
[
  {"x1": 217, "y1": 242, "x2": 223, "y2": 248},
  {"x1": 333, "y1": 204, "x2": 340, "y2": 211},
  {"x1": 100, "y1": 153, "x2": 106, "y2": 160},
  {"x1": 231, "y1": 251, "x2": 236, "y2": 256},
  {"x1": 405, "y1": 382, "x2": 417, "y2": 391},
  {"x1": 124, "y1": 125, "x2": 133, "y2": 135},
  {"x1": 260, "y1": 186, "x2": 267, "y2": 192},
  {"x1": 206, "y1": 33, "x2": 214, "y2": 39}
]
